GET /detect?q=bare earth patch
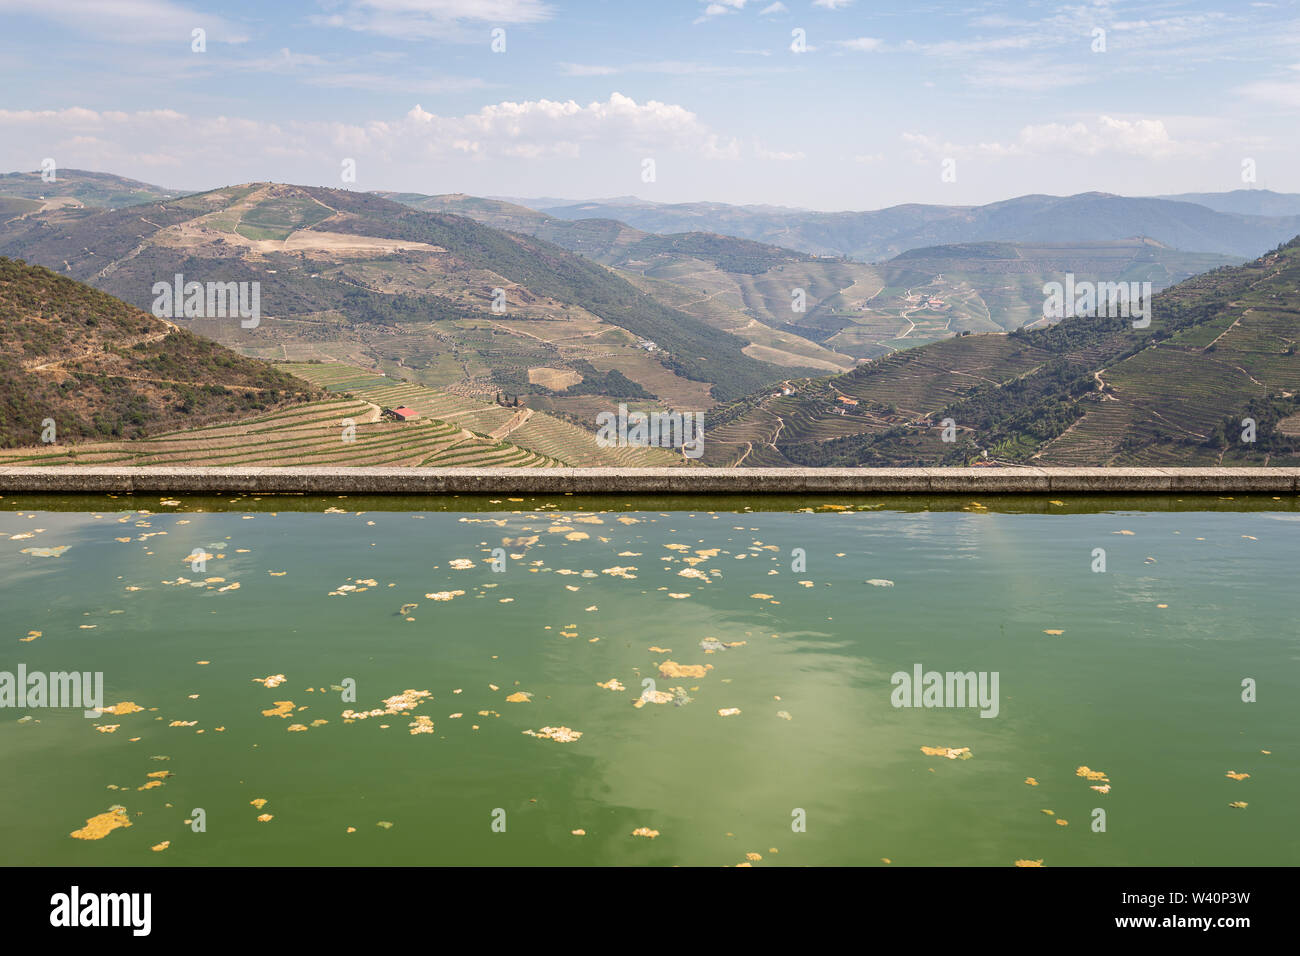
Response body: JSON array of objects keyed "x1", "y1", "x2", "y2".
[{"x1": 528, "y1": 367, "x2": 583, "y2": 390}]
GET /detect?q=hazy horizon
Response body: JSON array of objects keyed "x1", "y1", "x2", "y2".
[{"x1": 10, "y1": 165, "x2": 1300, "y2": 216}]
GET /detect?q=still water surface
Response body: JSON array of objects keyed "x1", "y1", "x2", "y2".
[{"x1": 1, "y1": 494, "x2": 1295, "y2": 866}]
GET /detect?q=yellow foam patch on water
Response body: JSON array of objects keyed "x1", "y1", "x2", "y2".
[
  {"x1": 21, "y1": 545, "x2": 71, "y2": 557},
  {"x1": 262, "y1": 701, "x2": 294, "y2": 718},
  {"x1": 70, "y1": 807, "x2": 132, "y2": 841},
  {"x1": 631, "y1": 827, "x2": 659, "y2": 838},
  {"x1": 250, "y1": 798, "x2": 267, "y2": 809},
  {"x1": 658, "y1": 661, "x2": 711, "y2": 679},
  {"x1": 1015, "y1": 859, "x2": 1044, "y2": 867},
  {"x1": 409, "y1": 716, "x2": 435, "y2": 735},
  {"x1": 922, "y1": 746, "x2": 972, "y2": 760},
  {"x1": 1025, "y1": 777, "x2": 1039, "y2": 786},
  {"x1": 523, "y1": 726, "x2": 582, "y2": 743},
  {"x1": 102, "y1": 702, "x2": 144, "y2": 715},
  {"x1": 1225, "y1": 771, "x2": 1250, "y2": 780}
]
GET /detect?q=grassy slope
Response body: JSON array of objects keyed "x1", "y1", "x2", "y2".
[{"x1": 0, "y1": 256, "x2": 318, "y2": 447}]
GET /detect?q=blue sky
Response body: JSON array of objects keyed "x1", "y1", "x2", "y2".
[{"x1": 1, "y1": 0, "x2": 1298, "y2": 209}]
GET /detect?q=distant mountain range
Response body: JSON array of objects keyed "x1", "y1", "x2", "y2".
[
  {"x1": 382, "y1": 191, "x2": 1241, "y2": 362},
  {"x1": 511, "y1": 191, "x2": 1300, "y2": 263},
  {"x1": 1155, "y1": 189, "x2": 1300, "y2": 218}
]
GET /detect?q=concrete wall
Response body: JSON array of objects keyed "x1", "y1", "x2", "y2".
[{"x1": 2, "y1": 466, "x2": 1298, "y2": 494}]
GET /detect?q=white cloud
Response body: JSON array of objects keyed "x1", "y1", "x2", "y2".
[
  {"x1": 240, "y1": 49, "x2": 330, "y2": 73},
  {"x1": 759, "y1": 2, "x2": 787, "y2": 14},
  {"x1": 836, "y1": 37, "x2": 884, "y2": 52},
  {"x1": 0, "y1": 95, "x2": 736, "y2": 185},
  {"x1": 558, "y1": 60, "x2": 793, "y2": 77},
  {"x1": 695, "y1": 0, "x2": 747, "y2": 22},
  {"x1": 313, "y1": 0, "x2": 553, "y2": 39},
  {"x1": 559, "y1": 63, "x2": 620, "y2": 77},
  {"x1": 902, "y1": 116, "x2": 1195, "y2": 162},
  {"x1": 1236, "y1": 78, "x2": 1300, "y2": 106},
  {"x1": 0, "y1": 0, "x2": 248, "y2": 43},
  {"x1": 306, "y1": 71, "x2": 490, "y2": 94},
  {"x1": 813, "y1": 0, "x2": 853, "y2": 8},
  {"x1": 755, "y1": 140, "x2": 806, "y2": 161}
]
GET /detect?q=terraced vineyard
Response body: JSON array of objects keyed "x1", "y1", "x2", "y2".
[
  {"x1": 705, "y1": 236, "x2": 1300, "y2": 466},
  {"x1": 286, "y1": 363, "x2": 686, "y2": 467},
  {"x1": 0, "y1": 398, "x2": 560, "y2": 468}
]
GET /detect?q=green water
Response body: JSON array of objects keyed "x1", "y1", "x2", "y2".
[{"x1": 1, "y1": 494, "x2": 1296, "y2": 867}]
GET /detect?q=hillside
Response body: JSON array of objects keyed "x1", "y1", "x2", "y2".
[
  {"x1": 529, "y1": 192, "x2": 1300, "y2": 262},
  {"x1": 0, "y1": 258, "x2": 681, "y2": 467},
  {"x1": 0, "y1": 181, "x2": 805, "y2": 415},
  {"x1": 0, "y1": 169, "x2": 181, "y2": 210},
  {"x1": 388, "y1": 192, "x2": 1239, "y2": 364},
  {"x1": 703, "y1": 236, "x2": 1300, "y2": 467},
  {"x1": 0, "y1": 256, "x2": 316, "y2": 447}
]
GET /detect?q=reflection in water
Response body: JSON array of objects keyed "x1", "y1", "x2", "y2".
[{"x1": 0, "y1": 497, "x2": 1295, "y2": 866}]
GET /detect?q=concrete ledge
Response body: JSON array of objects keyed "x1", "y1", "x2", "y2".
[{"x1": 0, "y1": 466, "x2": 1297, "y2": 495}]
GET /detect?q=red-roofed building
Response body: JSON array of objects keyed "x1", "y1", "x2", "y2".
[{"x1": 384, "y1": 406, "x2": 419, "y2": 421}]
